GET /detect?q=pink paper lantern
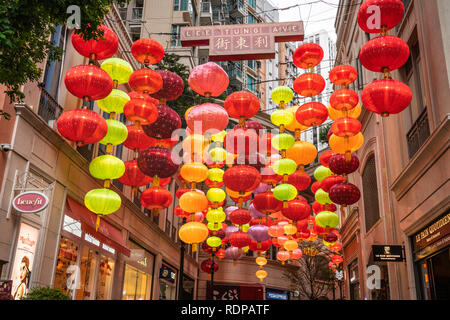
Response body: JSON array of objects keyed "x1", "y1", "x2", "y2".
[{"x1": 188, "y1": 62, "x2": 229, "y2": 97}]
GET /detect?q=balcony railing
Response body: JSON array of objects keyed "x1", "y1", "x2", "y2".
[
  {"x1": 37, "y1": 83, "x2": 63, "y2": 129},
  {"x1": 406, "y1": 108, "x2": 430, "y2": 159}
]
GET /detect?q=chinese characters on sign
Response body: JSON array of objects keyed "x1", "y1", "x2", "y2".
[{"x1": 180, "y1": 22, "x2": 304, "y2": 61}]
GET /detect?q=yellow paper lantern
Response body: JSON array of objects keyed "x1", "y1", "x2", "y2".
[
  {"x1": 271, "y1": 86, "x2": 294, "y2": 105},
  {"x1": 206, "y1": 207, "x2": 226, "y2": 224},
  {"x1": 84, "y1": 188, "x2": 122, "y2": 215},
  {"x1": 256, "y1": 269, "x2": 268, "y2": 282},
  {"x1": 255, "y1": 256, "x2": 267, "y2": 267},
  {"x1": 180, "y1": 162, "x2": 208, "y2": 183},
  {"x1": 271, "y1": 133, "x2": 295, "y2": 151},
  {"x1": 286, "y1": 141, "x2": 317, "y2": 170},
  {"x1": 179, "y1": 221, "x2": 209, "y2": 251},
  {"x1": 208, "y1": 168, "x2": 224, "y2": 182},
  {"x1": 89, "y1": 155, "x2": 125, "y2": 181},
  {"x1": 285, "y1": 105, "x2": 309, "y2": 133},
  {"x1": 206, "y1": 188, "x2": 226, "y2": 203},
  {"x1": 225, "y1": 188, "x2": 252, "y2": 198},
  {"x1": 101, "y1": 58, "x2": 133, "y2": 84},
  {"x1": 211, "y1": 131, "x2": 227, "y2": 143},
  {"x1": 209, "y1": 147, "x2": 227, "y2": 163},
  {"x1": 179, "y1": 191, "x2": 208, "y2": 213},
  {"x1": 329, "y1": 132, "x2": 364, "y2": 158},
  {"x1": 271, "y1": 109, "x2": 294, "y2": 127},
  {"x1": 99, "y1": 119, "x2": 128, "y2": 147},
  {"x1": 283, "y1": 224, "x2": 297, "y2": 236},
  {"x1": 328, "y1": 103, "x2": 361, "y2": 121},
  {"x1": 97, "y1": 89, "x2": 130, "y2": 114},
  {"x1": 284, "y1": 239, "x2": 299, "y2": 252}
]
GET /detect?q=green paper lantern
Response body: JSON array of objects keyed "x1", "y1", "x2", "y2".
[
  {"x1": 101, "y1": 58, "x2": 133, "y2": 84},
  {"x1": 272, "y1": 133, "x2": 295, "y2": 151},
  {"x1": 207, "y1": 188, "x2": 226, "y2": 203},
  {"x1": 100, "y1": 119, "x2": 128, "y2": 146},
  {"x1": 273, "y1": 184, "x2": 298, "y2": 202},
  {"x1": 84, "y1": 188, "x2": 121, "y2": 215},
  {"x1": 89, "y1": 155, "x2": 125, "y2": 180},
  {"x1": 206, "y1": 236, "x2": 222, "y2": 248},
  {"x1": 209, "y1": 147, "x2": 227, "y2": 163},
  {"x1": 206, "y1": 207, "x2": 226, "y2": 223},
  {"x1": 315, "y1": 211, "x2": 340, "y2": 229},
  {"x1": 323, "y1": 240, "x2": 337, "y2": 247},
  {"x1": 315, "y1": 188, "x2": 332, "y2": 205},
  {"x1": 271, "y1": 109, "x2": 294, "y2": 127},
  {"x1": 242, "y1": 246, "x2": 250, "y2": 253},
  {"x1": 242, "y1": 224, "x2": 250, "y2": 233},
  {"x1": 208, "y1": 168, "x2": 224, "y2": 182},
  {"x1": 97, "y1": 89, "x2": 130, "y2": 114},
  {"x1": 273, "y1": 158, "x2": 297, "y2": 176},
  {"x1": 314, "y1": 165, "x2": 333, "y2": 182},
  {"x1": 271, "y1": 86, "x2": 294, "y2": 104}
]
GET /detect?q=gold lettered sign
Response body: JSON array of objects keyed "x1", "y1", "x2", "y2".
[
  {"x1": 413, "y1": 212, "x2": 450, "y2": 251},
  {"x1": 180, "y1": 21, "x2": 304, "y2": 61}
]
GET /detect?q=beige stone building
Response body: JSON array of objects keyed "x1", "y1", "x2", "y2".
[{"x1": 335, "y1": 0, "x2": 450, "y2": 300}]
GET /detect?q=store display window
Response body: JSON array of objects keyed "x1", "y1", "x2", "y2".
[{"x1": 159, "y1": 264, "x2": 177, "y2": 300}]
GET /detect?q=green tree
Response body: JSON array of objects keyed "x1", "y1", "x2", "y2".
[
  {"x1": 319, "y1": 122, "x2": 332, "y2": 145},
  {"x1": 21, "y1": 286, "x2": 71, "y2": 300},
  {"x1": 156, "y1": 54, "x2": 227, "y2": 128},
  {"x1": 0, "y1": 0, "x2": 127, "y2": 103}
]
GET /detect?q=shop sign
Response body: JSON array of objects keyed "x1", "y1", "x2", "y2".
[
  {"x1": 13, "y1": 191, "x2": 49, "y2": 214},
  {"x1": 266, "y1": 290, "x2": 289, "y2": 300},
  {"x1": 11, "y1": 223, "x2": 39, "y2": 300},
  {"x1": 372, "y1": 245, "x2": 404, "y2": 262},
  {"x1": 0, "y1": 280, "x2": 12, "y2": 300},
  {"x1": 180, "y1": 21, "x2": 304, "y2": 61},
  {"x1": 413, "y1": 212, "x2": 450, "y2": 251},
  {"x1": 209, "y1": 284, "x2": 240, "y2": 300},
  {"x1": 159, "y1": 266, "x2": 176, "y2": 283}
]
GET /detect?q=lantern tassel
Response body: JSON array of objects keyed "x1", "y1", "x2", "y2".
[{"x1": 96, "y1": 215, "x2": 101, "y2": 232}]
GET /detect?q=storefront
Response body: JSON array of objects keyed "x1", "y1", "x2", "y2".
[
  {"x1": 347, "y1": 259, "x2": 360, "y2": 300},
  {"x1": 206, "y1": 283, "x2": 264, "y2": 300},
  {"x1": 159, "y1": 263, "x2": 177, "y2": 300},
  {"x1": 53, "y1": 197, "x2": 130, "y2": 300},
  {"x1": 122, "y1": 240, "x2": 155, "y2": 300},
  {"x1": 413, "y1": 211, "x2": 450, "y2": 300}
]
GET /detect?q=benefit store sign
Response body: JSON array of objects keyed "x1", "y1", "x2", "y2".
[
  {"x1": 12, "y1": 191, "x2": 49, "y2": 214},
  {"x1": 180, "y1": 21, "x2": 304, "y2": 61}
]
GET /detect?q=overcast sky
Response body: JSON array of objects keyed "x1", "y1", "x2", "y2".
[{"x1": 268, "y1": 0, "x2": 340, "y2": 40}]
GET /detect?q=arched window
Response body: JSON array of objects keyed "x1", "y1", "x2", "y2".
[{"x1": 362, "y1": 155, "x2": 380, "y2": 231}]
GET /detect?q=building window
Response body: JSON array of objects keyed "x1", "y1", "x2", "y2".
[
  {"x1": 247, "y1": 75, "x2": 256, "y2": 92},
  {"x1": 249, "y1": 0, "x2": 256, "y2": 9},
  {"x1": 403, "y1": 38, "x2": 430, "y2": 158},
  {"x1": 171, "y1": 25, "x2": 183, "y2": 46},
  {"x1": 129, "y1": 25, "x2": 142, "y2": 42},
  {"x1": 356, "y1": 56, "x2": 364, "y2": 90},
  {"x1": 362, "y1": 155, "x2": 380, "y2": 232},
  {"x1": 248, "y1": 13, "x2": 258, "y2": 24},
  {"x1": 174, "y1": 0, "x2": 188, "y2": 11},
  {"x1": 348, "y1": 259, "x2": 360, "y2": 300}
]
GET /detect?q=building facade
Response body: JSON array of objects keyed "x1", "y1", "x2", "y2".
[{"x1": 335, "y1": 0, "x2": 450, "y2": 300}]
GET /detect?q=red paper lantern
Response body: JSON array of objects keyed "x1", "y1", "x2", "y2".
[
  {"x1": 175, "y1": 205, "x2": 190, "y2": 219},
  {"x1": 128, "y1": 68, "x2": 163, "y2": 94},
  {"x1": 259, "y1": 132, "x2": 278, "y2": 156},
  {"x1": 320, "y1": 150, "x2": 337, "y2": 168},
  {"x1": 176, "y1": 188, "x2": 190, "y2": 199},
  {"x1": 142, "y1": 104, "x2": 182, "y2": 139},
  {"x1": 281, "y1": 199, "x2": 311, "y2": 221},
  {"x1": 148, "y1": 176, "x2": 171, "y2": 187},
  {"x1": 71, "y1": 25, "x2": 118, "y2": 60},
  {"x1": 331, "y1": 117, "x2": 362, "y2": 138},
  {"x1": 295, "y1": 102, "x2": 328, "y2": 127},
  {"x1": 186, "y1": 103, "x2": 229, "y2": 134},
  {"x1": 331, "y1": 255, "x2": 343, "y2": 264},
  {"x1": 128, "y1": 91, "x2": 159, "y2": 105},
  {"x1": 330, "y1": 89, "x2": 359, "y2": 111},
  {"x1": 229, "y1": 208, "x2": 252, "y2": 226},
  {"x1": 329, "y1": 183, "x2": 361, "y2": 206},
  {"x1": 313, "y1": 222, "x2": 330, "y2": 235},
  {"x1": 312, "y1": 202, "x2": 337, "y2": 214},
  {"x1": 249, "y1": 239, "x2": 272, "y2": 252},
  {"x1": 260, "y1": 164, "x2": 283, "y2": 187},
  {"x1": 57, "y1": 108, "x2": 107, "y2": 145},
  {"x1": 252, "y1": 191, "x2": 283, "y2": 214},
  {"x1": 205, "y1": 178, "x2": 224, "y2": 188},
  {"x1": 331, "y1": 243, "x2": 343, "y2": 252},
  {"x1": 329, "y1": 153, "x2": 360, "y2": 175},
  {"x1": 229, "y1": 231, "x2": 251, "y2": 248},
  {"x1": 123, "y1": 125, "x2": 155, "y2": 151},
  {"x1": 293, "y1": 43, "x2": 324, "y2": 69},
  {"x1": 311, "y1": 181, "x2": 322, "y2": 194},
  {"x1": 137, "y1": 147, "x2": 179, "y2": 179},
  {"x1": 140, "y1": 187, "x2": 173, "y2": 210},
  {"x1": 118, "y1": 160, "x2": 152, "y2": 187},
  {"x1": 230, "y1": 194, "x2": 252, "y2": 204},
  {"x1": 224, "y1": 91, "x2": 261, "y2": 119},
  {"x1": 201, "y1": 259, "x2": 219, "y2": 274},
  {"x1": 320, "y1": 175, "x2": 347, "y2": 193},
  {"x1": 131, "y1": 38, "x2": 164, "y2": 65},
  {"x1": 329, "y1": 65, "x2": 357, "y2": 86},
  {"x1": 293, "y1": 73, "x2": 326, "y2": 97},
  {"x1": 150, "y1": 70, "x2": 184, "y2": 102},
  {"x1": 224, "y1": 128, "x2": 259, "y2": 155},
  {"x1": 361, "y1": 79, "x2": 413, "y2": 117},
  {"x1": 223, "y1": 165, "x2": 261, "y2": 192},
  {"x1": 360, "y1": 35, "x2": 410, "y2": 72},
  {"x1": 288, "y1": 171, "x2": 311, "y2": 191},
  {"x1": 250, "y1": 217, "x2": 273, "y2": 227},
  {"x1": 215, "y1": 248, "x2": 226, "y2": 259},
  {"x1": 124, "y1": 98, "x2": 158, "y2": 126},
  {"x1": 64, "y1": 65, "x2": 113, "y2": 100},
  {"x1": 188, "y1": 62, "x2": 229, "y2": 97},
  {"x1": 325, "y1": 232, "x2": 338, "y2": 243},
  {"x1": 357, "y1": 0, "x2": 405, "y2": 34}
]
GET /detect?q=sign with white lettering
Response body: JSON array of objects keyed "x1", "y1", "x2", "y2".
[
  {"x1": 13, "y1": 191, "x2": 49, "y2": 214},
  {"x1": 180, "y1": 21, "x2": 304, "y2": 61},
  {"x1": 372, "y1": 245, "x2": 404, "y2": 262},
  {"x1": 266, "y1": 290, "x2": 289, "y2": 300}
]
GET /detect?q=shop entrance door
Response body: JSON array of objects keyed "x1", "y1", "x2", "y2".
[{"x1": 428, "y1": 248, "x2": 450, "y2": 300}]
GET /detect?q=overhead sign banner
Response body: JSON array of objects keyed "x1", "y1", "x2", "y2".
[
  {"x1": 13, "y1": 191, "x2": 49, "y2": 214},
  {"x1": 372, "y1": 245, "x2": 404, "y2": 262},
  {"x1": 180, "y1": 21, "x2": 304, "y2": 61}
]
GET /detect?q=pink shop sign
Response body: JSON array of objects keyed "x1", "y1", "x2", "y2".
[{"x1": 12, "y1": 191, "x2": 49, "y2": 214}]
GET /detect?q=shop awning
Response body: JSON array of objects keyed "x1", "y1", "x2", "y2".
[{"x1": 65, "y1": 197, "x2": 130, "y2": 257}]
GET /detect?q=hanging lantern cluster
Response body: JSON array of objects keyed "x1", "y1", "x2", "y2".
[
  {"x1": 58, "y1": 25, "x2": 128, "y2": 230},
  {"x1": 357, "y1": 0, "x2": 412, "y2": 117}
]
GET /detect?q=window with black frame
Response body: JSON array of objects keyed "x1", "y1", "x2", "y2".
[{"x1": 362, "y1": 155, "x2": 380, "y2": 232}]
